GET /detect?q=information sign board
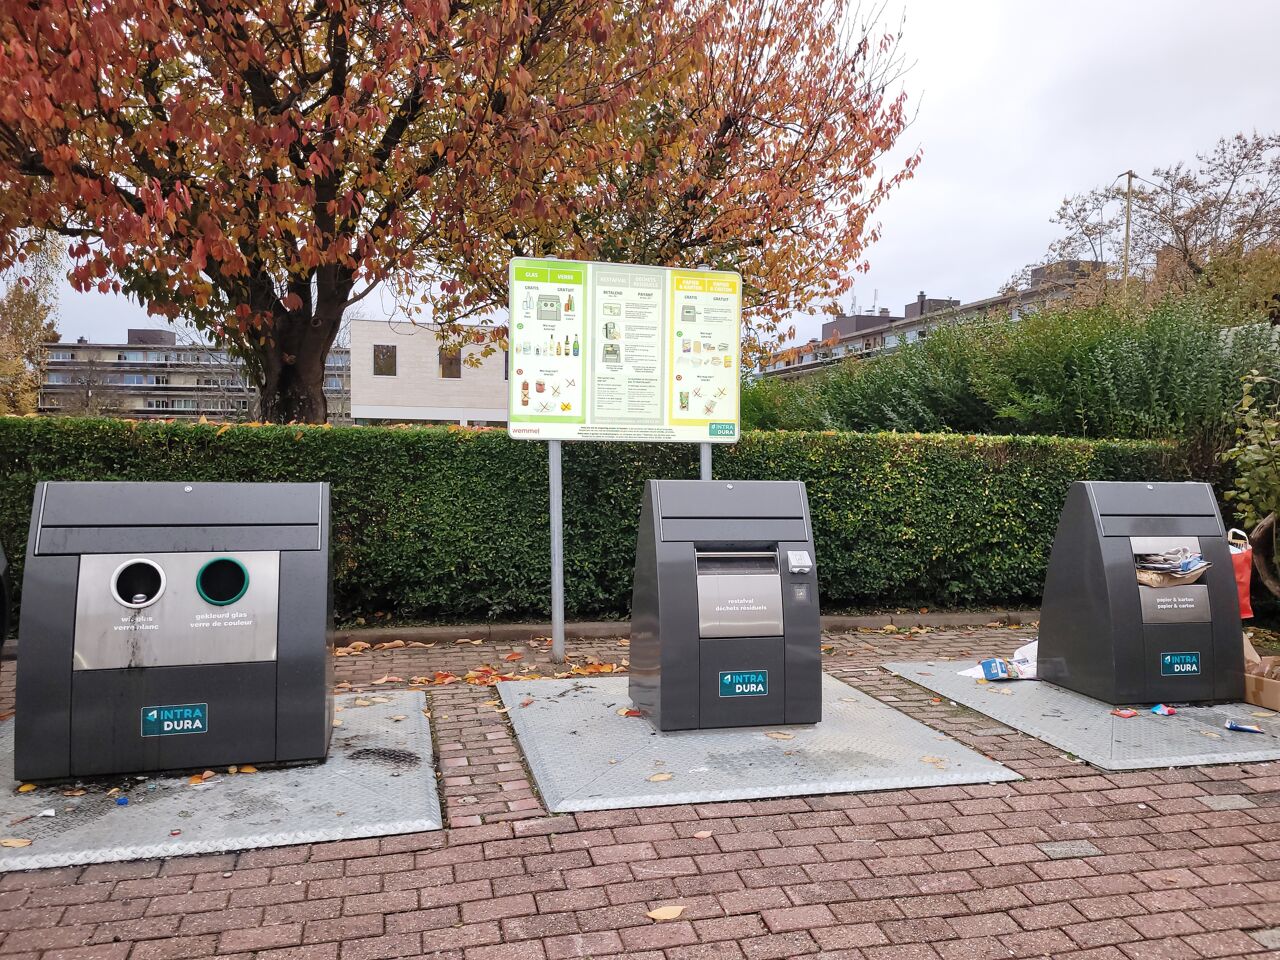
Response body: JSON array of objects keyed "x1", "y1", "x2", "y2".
[{"x1": 507, "y1": 258, "x2": 742, "y2": 442}]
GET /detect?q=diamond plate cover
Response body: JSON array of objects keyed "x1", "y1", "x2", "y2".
[
  {"x1": 0, "y1": 691, "x2": 441, "y2": 871},
  {"x1": 498, "y1": 674, "x2": 1019, "y2": 813},
  {"x1": 885, "y1": 661, "x2": 1280, "y2": 771}
]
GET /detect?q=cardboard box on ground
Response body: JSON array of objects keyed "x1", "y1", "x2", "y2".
[{"x1": 1243, "y1": 635, "x2": 1280, "y2": 711}]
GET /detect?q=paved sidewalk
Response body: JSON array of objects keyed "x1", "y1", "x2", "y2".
[{"x1": 1, "y1": 626, "x2": 1278, "y2": 960}]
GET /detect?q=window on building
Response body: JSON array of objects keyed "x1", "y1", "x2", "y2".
[
  {"x1": 324, "y1": 376, "x2": 343, "y2": 390},
  {"x1": 174, "y1": 398, "x2": 197, "y2": 410},
  {"x1": 149, "y1": 375, "x2": 169, "y2": 386},
  {"x1": 372, "y1": 344, "x2": 397, "y2": 377},
  {"x1": 46, "y1": 372, "x2": 71, "y2": 384},
  {"x1": 439, "y1": 348, "x2": 461, "y2": 379},
  {"x1": 49, "y1": 350, "x2": 73, "y2": 361},
  {"x1": 117, "y1": 351, "x2": 143, "y2": 362},
  {"x1": 146, "y1": 398, "x2": 173, "y2": 410}
]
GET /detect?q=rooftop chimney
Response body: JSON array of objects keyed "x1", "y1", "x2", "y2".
[
  {"x1": 76, "y1": 336, "x2": 88, "y2": 344},
  {"x1": 879, "y1": 307, "x2": 890, "y2": 317}
]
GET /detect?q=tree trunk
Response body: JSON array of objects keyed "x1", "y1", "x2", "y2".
[{"x1": 253, "y1": 309, "x2": 342, "y2": 424}]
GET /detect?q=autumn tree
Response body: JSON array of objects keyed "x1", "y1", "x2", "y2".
[
  {"x1": 0, "y1": 0, "x2": 687, "y2": 422},
  {"x1": 0, "y1": 0, "x2": 917, "y2": 422},
  {"x1": 463, "y1": 0, "x2": 920, "y2": 360},
  {"x1": 0, "y1": 238, "x2": 60, "y2": 414},
  {"x1": 1027, "y1": 132, "x2": 1280, "y2": 316}
]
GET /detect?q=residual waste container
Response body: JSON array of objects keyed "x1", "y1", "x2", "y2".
[
  {"x1": 629, "y1": 479, "x2": 822, "y2": 730},
  {"x1": 1038, "y1": 481, "x2": 1243, "y2": 705},
  {"x1": 15, "y1": 481, "x2": 334, "y2": 780}
]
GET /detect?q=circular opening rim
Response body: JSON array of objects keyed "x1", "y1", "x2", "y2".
[
  {"x1": 196, "y1": 557, "x2": 250, "y2": 606},
  {"x1": 110, "y1": 558, "x2": 166, "y2": 609}
]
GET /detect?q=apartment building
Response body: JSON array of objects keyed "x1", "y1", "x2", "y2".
[
  {"x1": 38, "y1": 329, "x2": 352, "y2": 421},
  {"x1": 761, "y1": 260, "x2": 1103, "y2": 379},
  {"x1": 349, "y1": 318, "x2": 508, "y2": 425}
]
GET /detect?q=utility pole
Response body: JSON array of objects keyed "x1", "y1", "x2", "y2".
[{"x1": 1121, "y1": 169, "x2": 1136, "y2": 301}]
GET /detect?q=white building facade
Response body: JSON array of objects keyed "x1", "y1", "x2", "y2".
[{"x1": 349, "y1": 318, "x2": 509, "y2": 425}]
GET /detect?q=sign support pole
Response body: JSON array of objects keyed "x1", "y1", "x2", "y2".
[
  {"x1": 700, "y1": 442, "x2": 712, "y2": 481},
  {"x1": 548, "y1": 440, "x2": 566, "y2": 663}
]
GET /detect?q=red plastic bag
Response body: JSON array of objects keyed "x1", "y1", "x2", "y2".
[{"x1": 1228, "y1": 528, "x2": 1254, "y2": 620}]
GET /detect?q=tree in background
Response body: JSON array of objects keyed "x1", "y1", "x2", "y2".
[
  {"x1": 1021, "y1": 132, "x2": 1280, "y2": 316},
  {"x1": 0, "y1": 238, "x2": 60, "y2": 414},
  {"x1": 0, "y1": 0, "x2": 916, "y2": 422},
  {"x1": 0, "y1": 0, "x2": 688, "y2": 422},
  {"x1": 563, "y1": 0, "x2": 919, "y2": 358},
  {"x1": 1224, "y1": 373, "x2": 1280, "y2": 602}
]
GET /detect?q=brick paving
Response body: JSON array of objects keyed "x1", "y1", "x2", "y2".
[{"x1": 1, "y1": 626, "x2": 1279, "y2": 959}]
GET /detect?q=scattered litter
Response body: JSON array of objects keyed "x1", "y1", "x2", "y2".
[
  {"x1": 36, "y1": 809, "x2": 55, "y2": 818},
  {"x1": 646, "y1": 905, "x2": 686, "y2": 921},
  {"x1": 1111, "y1": 708, "x2": 1138, "y2": 719},
  {"x1": 1225, "y1": 720, "x2": 1264, "y2": 734},
  {"x1": 16, "y1": 784, "x2": 36, "y2": 794},
  {"x1": 170, "y1": 829, "x2": 182, "y2": 837},
  {"x1": 115, "y1": 797, "x2": 129, "y2": 806},
  {"x1": 1151, "y1": 704, "x2": 1176, "y2": 716},
  {"x1": 617, "y1": 708, "x2": 643, "y2": 717},
  {"x1": 61, "y1": 789, "x2": 86, "y2": 797},
  {"x1": 520, "y1": 698, "x2": 534, "y2": 708},
  {"x1": 959, "y1": 640, "x2": 1039, "y2": 680}
]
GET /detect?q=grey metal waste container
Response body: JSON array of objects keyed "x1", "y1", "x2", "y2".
[
  {"x1": 15, "y1": 481, "x2": 334, "y2": 780},
  {"x1": 629, "y1": 479, "x2": 822, "y2": 730},
  {"x1": 1038, "y1": 481, "x2": 1243, "y2": 705}
]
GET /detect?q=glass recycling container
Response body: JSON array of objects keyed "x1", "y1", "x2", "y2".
[
  {"x1": 1038, "y1": 481, "x2": 1244, "y2": 705},
  {"x1": 15, "y1": 481, "x2": 334, "y2": 780},
  {"x1": 629, "y1": 479, "x2": 822, "y2": 730}
]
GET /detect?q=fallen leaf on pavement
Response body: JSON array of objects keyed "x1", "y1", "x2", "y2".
[
  {"x1": 370, "y1": 675, "x2": 402, "y2": 685},
  {"x1": 353, "y1": 699, "x2": 372, "y2": 707},
  {"x1": 646, "y1": 905, "x2": 685, "y2": 921},
  {"x1": 692, "y1": 830, "x2": 713, "y2": 839},
  {"x1": 647, "y1": 773, "x2": 672, "y2": 782},
  {"x1": 765, "y1": 731, "x2": 794, "y2": 741},
  {"x1": 0, "y1": 838, "x2": 32, "y2": 848},
  {"x1": 239, "y1": 765, "x2": 258, "y2": 774},
  {"x1": 390, "y1": 715, "x2": 407, "y2": 722},
  {"x1": 503, "y1": 652, "x2": 523, "y2": 662},
  {"x1": 61, "y1": 789, "x2": 86, "y2": 797},
  {"x1": 16, "y1": 784, "x2": 36, "y2": 794},
  {"x1": 617, "y1": 708, "x2": 643, "y2": 717},
  {"x1": 373, "y1": 640, "x2": 406, "y2": 650},
  {"x1": 520, "y1": 698, "x2": 534, "y2": 708}
]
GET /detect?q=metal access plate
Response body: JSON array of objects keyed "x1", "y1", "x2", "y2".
[
  {"x1": 498, "y1": 674, "x2": 1019, "y2": 813},
  {"x1": 0, "y1": 692, "x2": 440, "y2": 871},
  {"x1": 885, "y1": 662, "x2": 1280, "y2": 771}
]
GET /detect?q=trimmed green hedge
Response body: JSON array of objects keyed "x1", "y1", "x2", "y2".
[{"x1": 0, "y1": 418, "x2": 1191, "y2": 623}]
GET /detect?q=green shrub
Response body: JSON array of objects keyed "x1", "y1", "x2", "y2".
[
  {"x1": 0, "y1": 418, "x2": 1189, "y2": 623},
  {"x1": 746, "y1": 300, "x2": 1280, "y2": 454}
]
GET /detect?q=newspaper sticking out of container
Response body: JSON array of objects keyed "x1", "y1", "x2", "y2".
[
  {"x1": 1135, "y1": 547, "x2": 1211, "y2": 587},
  {"x1": 958, "y1": 640, "x2": 1039, "y2": 680}
]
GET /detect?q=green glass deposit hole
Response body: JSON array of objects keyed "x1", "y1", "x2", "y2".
[{"x1": 196, "y1": 557, "x2": 249, "y2": 605}]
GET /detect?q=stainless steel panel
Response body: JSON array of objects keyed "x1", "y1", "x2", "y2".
[
  {"x1": 654, "y1": 479, "x2": 806, "y2": 520},
  {"x1": 73, "y1": 551, "x2": 280, "y2": 670},
  {"x1": 1139, "y1": 584, "x2": 1212, "y2": 624},
  {"x1": 1129, "y1": 536, "x2": 1200, "y2": 554},
  {"x1": 696, "y1": 572, "x2": 783, "y2": 638}
]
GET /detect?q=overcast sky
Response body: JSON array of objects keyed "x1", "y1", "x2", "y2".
[{"x1": 52, "y1": 0, "x2": 1280, "y2": 344}]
